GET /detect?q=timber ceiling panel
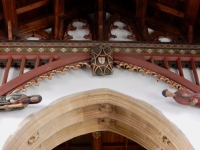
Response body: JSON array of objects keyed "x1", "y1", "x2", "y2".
[{"x1": 0, "y1": 0, "x2": 199, "y2": 42}]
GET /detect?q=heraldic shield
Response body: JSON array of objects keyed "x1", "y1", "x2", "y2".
[{"x1": 91, "y1": 45, "x2": 113, "y2": 76}]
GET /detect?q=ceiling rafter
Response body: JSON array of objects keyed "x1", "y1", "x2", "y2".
[
  {"x1": 136, "y1": 0, "x2": 148, "y2": 41},
  {"x1": 94, "y1": 0, "x2": 106, "y2": 40},
  {"x1": 2, "y1": 0, "x2": 18, "y2": 34},
  {"x1": 16, "y1": 0, "x2": 51, "y2": 15},
  {"x1": 53, "y1": 0, "x2": 65, "y2": 40},
  {"x1": 182, "y1": 0, "x2": 200, "y2": 42},
  {"x1": 148, "y1": 1, "x2": 184, "y2": 18},
  {"x1": 0, "y1": 0, "x2": 51, "y2": 21}
]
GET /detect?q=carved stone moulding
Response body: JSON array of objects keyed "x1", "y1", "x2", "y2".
[{"x1": 91, "y1": 45, "x2": 113, "y2": 76}]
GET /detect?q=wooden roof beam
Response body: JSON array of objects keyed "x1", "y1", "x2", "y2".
[
  {"x1": 53, "y1": 0, "x2": 65, "y2": 40},
  {"x1": 136, "y1": 0, "x2": 148, "y2": 41},
  {"x1": 92, "y1": 132, "x2": 102, "y2": 150},
  {"x1": 94, "y1": 0, "x2": 106, "y2": 40},
  {"x1": 146, "y1": 17, "x2": 181, "y2": 36},
  {"x1": 16, "y1": 15, "x2": 54, "y2": 36},
  {"x1": 105, "y1": 2, "x2": 137, "y2": 19},
  {"x1": 0, "y1": 0, "x2": 51, "y2": 21},
  {"x1": 148, "y1": 1, "x2": 184, "y2": 18},
  {"x1": 60, "y1": 2, "x2": 94, "y2": 18},
  {"x1": 16, "y1": 0, "x2": 51, "y2": 14},
  {"x1": 182, "y1": 0, "x2": 200, "y2": 42},
  {"x1": 2, "y1": 0, "x2": 18, "y2": 34}
]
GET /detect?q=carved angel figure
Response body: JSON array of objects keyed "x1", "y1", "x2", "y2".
[{"x1": 0, "y1": 94, "x2": 42, "y2": 111}]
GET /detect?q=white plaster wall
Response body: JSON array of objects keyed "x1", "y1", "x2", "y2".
[{"x1": 0, "y1": 68, "x2": 200, "y2": 150}]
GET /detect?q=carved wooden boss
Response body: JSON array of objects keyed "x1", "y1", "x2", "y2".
[{"x1": 91, "y1": 45, "x2": 113, "y2": 76}]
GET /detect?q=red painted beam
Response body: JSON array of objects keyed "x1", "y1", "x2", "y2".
[
  {"x1": 0, "y1": 53, "x2": 90, "y2": 95},
  {"x1": 114, "y1": 53, "x2": 200, "y2": 93},
  {"x1": 2, "y1": 57, "x2": 12, "y2": 85},
  {"x1": 191, "y1": 58, "x2": 200, "y2": 86},
  {"x1": 19, "y1": 56, "x2": 26, "y2": 75}
]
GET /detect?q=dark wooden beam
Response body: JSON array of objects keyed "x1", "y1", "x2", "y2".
[
  {"x1": 53, "y1": 0, "x2": 65, "y2": 40},
  {"x1": 148, "y1": 1, "x2": 184, "y2": 18},
  {"x1": 16, "y1": 15, "x2": 54, "y2": 36},
  {"x1": 105, "y1": 2, "x2": 137, "y2": 20},
  {"x1": 92, "y1": 132, "x2": 102, "y2": 150},
  {"x1": 2, "y1": 0, "x2": 18, "y2": 32},
  {"x1": 16, "y1": 0, "x2": 50, "y2": 14},
  {"x1": 183, "y1": 0, "x2": 200, "y2": 41},
  {"x1": 146, "y1": 17, "x2": 181, "y2": 36},
  {"x1": 187, "y1": 25, "x2": 193, "y2": 43},
  {"x1": 94, "y1": 0, "x2": 106, "y2": 40},
  {"x1": 60, "y1": 2, "x2": 94, "y2": 19},
  {"x1": 136, "y1": 0, "x2": 148, "y2": 41}
]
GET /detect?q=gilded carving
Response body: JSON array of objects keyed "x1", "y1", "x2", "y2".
[
  {"x1": 98, "y1": 118, "x2": 116, "y2": 127},
  {"x1": 28, "y1": 131, "x2": 40, "y2": 146},
  {"x1": 11, "y1": 61, "x2": 91, "y2": 94},
  {"x1": 99, "y1": 104, "x2": 115, "y2": 114},
  {"x1": 114, "y1": 61, "x2": 186, "y2": 90}
]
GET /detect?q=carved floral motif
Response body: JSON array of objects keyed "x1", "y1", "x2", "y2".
[
  {"x1": 98, "y1": 118, "x2": 116, "y2": 127},
  {"x1": 28, "y1": 131, "x2": 39, "y2": 146},
  {"x1": 11, "y1": 61, "x2": 91, "y2": 94},
  {"x1": 114, "y1": 61, "x2": 186, "y2": 90},
  {"x1": 99, "y1": 104, "x2": 115, "y2": 114},
  {"x1": 159, "y1": 132, "x2": 170, "y2": 145}
]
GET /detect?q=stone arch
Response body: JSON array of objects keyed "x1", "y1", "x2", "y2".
[{"x1": 3, "y1": 89, "x2": 193, "y2": 150}]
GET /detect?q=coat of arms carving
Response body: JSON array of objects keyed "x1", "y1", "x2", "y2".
[{"x1": 91, "y1": 45, "x2": 113, "y2": 76}]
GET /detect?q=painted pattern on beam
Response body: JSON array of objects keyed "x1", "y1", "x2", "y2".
[
  {"x1": 0, "y1": 42, "x2": 200, "y2": 54},
  {"x1": 0, "y1": 47, "x2": 199, "y2": 54}
]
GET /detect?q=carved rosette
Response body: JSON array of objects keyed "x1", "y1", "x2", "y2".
[
  {"x1": 99, "y1": 104, "x2": 115, "y2": 114},
  {"x1": 91, "y1": 45, "x2": 113, "y2": 76},
  {"x1": 28, "y1": 131, "x2": 39, "y2": 146},
  {"x1": 98, "y1": 118, "x2": 116, "y2": 128}
]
